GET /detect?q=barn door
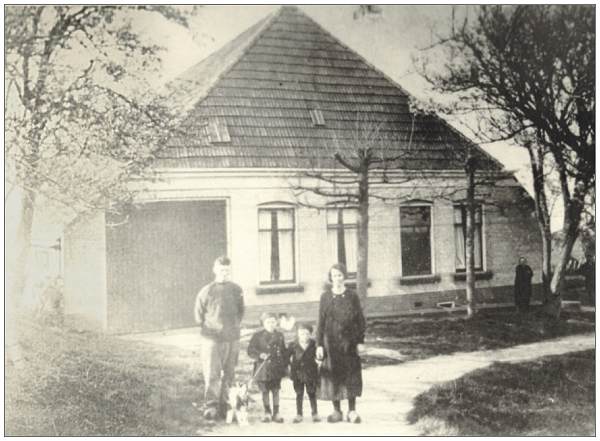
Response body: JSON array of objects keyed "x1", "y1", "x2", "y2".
[{"x1": 106, "y1": 200, "x2": 227, "y2": 333}]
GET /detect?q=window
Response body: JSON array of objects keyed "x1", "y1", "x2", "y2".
[
  {"x1": 206, "y1": 117, "x2": 230, "y2": 143},
  {"x1": 454, "y1": 205, "x2": 483, "y2": 271},
  {"x1": 258, "y1": 208, "x2": 295, "y2": 284},
  {"x1": 309, "y1": 108, "x2": 325, "y2": 126},
  {"x1": 327, "y1": 208, "x2": 358, "y2": 276},
  {"x1": 400, "y1": 205, "x2": 432, "y2": 276}
]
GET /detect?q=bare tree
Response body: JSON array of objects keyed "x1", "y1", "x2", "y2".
[
  {"x1": 291, "y1": 115, "x2": 418, "y2": 301},
  {"x1": 417, "y1": 5, "x2": 595, "y2": 317},
  {"x1": 291, "y1": 110, "x2": 498, "y2": 317},
  {"x1": 5, "y1": 5, "x2": 196, "y2": 362}
]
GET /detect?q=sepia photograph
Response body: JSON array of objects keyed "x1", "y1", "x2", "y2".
[{"x1": 4, "y1": 3, "x2": 596, "y2": 436}]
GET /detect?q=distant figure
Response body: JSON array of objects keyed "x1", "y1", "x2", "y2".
[
  {"x1": 194, "y1": 256, "x2": 244, "y2": 420},
  {"x1": 514, "y1": 257, "x2": 534, "y2": 313},
  {"x1": 316, "y1": 263, "x2": 366, "y2": 424}
]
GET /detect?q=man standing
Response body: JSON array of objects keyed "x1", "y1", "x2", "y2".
[
  {"x1": 194, "y1": 256, "x2": 244, "y2": 419},
  {"x1": 514, "y1": 257, "x2": 534, "y2": 313}
]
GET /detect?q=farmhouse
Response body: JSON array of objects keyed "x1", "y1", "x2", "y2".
[{"x1": 63, "y1": 6, "x2": 542, "y2": 333}]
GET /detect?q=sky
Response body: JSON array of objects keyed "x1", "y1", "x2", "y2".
[{"x1": 139, "y1": 5, "x2": 559, "y2": 226}]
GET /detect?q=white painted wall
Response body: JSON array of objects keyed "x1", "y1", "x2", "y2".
[{"x1": 136, "y1": 170, "x2": 542, "y2": 307}]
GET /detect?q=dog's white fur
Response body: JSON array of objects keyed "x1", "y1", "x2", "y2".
[{"x1": 225, "y1": 382, "x2": 249, "y2": 426}]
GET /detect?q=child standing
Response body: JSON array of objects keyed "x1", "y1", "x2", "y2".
[
  {"x1": 288, "y1": 323, "x2": 320, "y2": 423},
  {"x1": 247, "y1": 312, "x2": 288, "y2": 423}
]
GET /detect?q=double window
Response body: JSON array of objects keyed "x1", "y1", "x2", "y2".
[
  {"x1": 400, "y1": 205, "x2": 433, "y2": 277},
  {"x1": 326, "y1": 208, "x2": 358, "y2": 277},
  {"x1": 454, "y1": 205, "x2": 484, "y2": 271},
  {"x1": 258, "y1": 207, "x2": 295, "y2": 284}
]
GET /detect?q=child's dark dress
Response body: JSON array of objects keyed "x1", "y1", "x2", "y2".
[
  {"x1": 316, "y1": 287, "x2": 366, "y2": 401},
  {"x1": 247, "y1": 329, "x2": 287, "y2": 392}
]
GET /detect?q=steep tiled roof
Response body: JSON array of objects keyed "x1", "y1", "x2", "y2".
[{"x1": 157, "y1": 6, "x2": 502, "y2": 171}]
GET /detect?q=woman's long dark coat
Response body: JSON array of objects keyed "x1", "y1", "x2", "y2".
[
  {"x1": 514, "y1": 264, "x2": 533, "y2": 302},
  {"x1": 316, "y1": 287, "x2": 366, "y2": 400}
]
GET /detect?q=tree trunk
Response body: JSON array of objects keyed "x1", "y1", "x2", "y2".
[
  {"x1": 465, "y1": 157, "x2": 476, "y2": 317},
  {"x1": 527, "y1": 144, "x2": 553, "y2": 301},
  {"x1": 356, "y1": 165, "x2": 369, "y2": 301},
  {"x1": 544, "y1": 194, "x2": 585, "y2": 318},
  {"x1": 6, "y1": 187, "x2": 36, "y2": 365}
]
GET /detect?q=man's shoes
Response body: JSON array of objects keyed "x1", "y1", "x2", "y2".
[
  {"x1": 261, "y1": 413, "x2": 272, "y2": 423},
  {"x1": 272, "y1": 413, "x2": 284, "y2": 423},
  {"x1": 347, "y1": 411, "x2": 361, "y2": 423},
  {"x1": 327, "y1": 410, "x2": 343, "y2": 423},
  {"x1": 312, "y1": 414, "x2": 321, "y2": 422},
  {"x1": 293, "y1": 415, "x2": 303, "y2": 423}
]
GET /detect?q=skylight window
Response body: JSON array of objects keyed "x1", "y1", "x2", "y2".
[
  {"x1": 309, "y1": 108, "x2": 326, "y2": 126},
  {"x1": 207, "y1": 118, "x2": 231, "y2": 143}
]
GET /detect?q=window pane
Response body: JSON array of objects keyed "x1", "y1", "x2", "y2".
[
  {"x1": 400, "y1": 206, "x2": 432, "y2": 276},
  {"x1": 258, "y1": 210, "x2": 271, "y2": 230},
  {"x1": 474, "y1": 224, "x2": 483, "y2": 269},
  {"x1": 454, "y1": 206, "x2": 484, "y2": 271},
  {"x1": 327, "y1": 209, "x2": 339, "y2": 226},
  {"x1": 455, "y1": 225, "x2": 466, "y2": 269},
  {"x1": 258, "y1": 231, "x2": 271, "y2": 281},
  {"x1": 343, "y1": 209, "x2": 358, "y2": 225},
  {"x1": 327, "y1": 228, "x2": 338, "y2": 265},
  {"x1": 278, "y1": 230, "x2": 294, "y2": 281},
  {"x1": 345, "y1": 227, "x2": 358, "y2": 274},
  {"x1": 277, "y1": 209, "x2": 294, "y2": 230},
  {"x1": 454, "y1": 206, "x2": 463, "y2": 224}
]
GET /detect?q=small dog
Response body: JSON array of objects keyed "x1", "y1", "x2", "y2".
[{"x1": 225, "y1": 382, "x2": 249, "y2": 426}]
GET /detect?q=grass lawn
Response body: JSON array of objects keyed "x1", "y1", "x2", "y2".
[
  {"x1": 5, "y1": 306, "x2": 594, "y2": 435},
  {"x1": 407, "y1": 350, "x2": 595, "y2": 436},
  {"x1": 361, "y1": 308, "x2": 595, "y2": 367},
  {"x1": 5, "y1": 319, "x2": 206, "y2": 436}
]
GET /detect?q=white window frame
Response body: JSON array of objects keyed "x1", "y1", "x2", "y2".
[
  {"x1": 257, "y1": 202, "x2": 298, "y2": 286},
  {"x1": 398, "y1": 202, "x2": 435, "y2": 277},
  {"x1": 325, "y1": 206, "x2": 359, "y2": 278},
  {"x1": 453, "y1": 203, "x2": 486, "y2": 272}
]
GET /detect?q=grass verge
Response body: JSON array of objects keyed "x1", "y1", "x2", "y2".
[
  {"x1": 407, "y1": 349, "x2": 595, "y2": 436},
  {"x1": 5, "y1": 319, "x2": 205, "y2": 436},
  {"x1": 362, "y1": 308, "x2": 595, "y2": 367}
]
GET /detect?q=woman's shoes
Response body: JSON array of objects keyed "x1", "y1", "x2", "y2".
[
  {"x1": 347, "y1": 411, "x2": 361, "y2": 423},
  {"x1": 326, "y1": 410, "x2": 343, "y2": 423}
]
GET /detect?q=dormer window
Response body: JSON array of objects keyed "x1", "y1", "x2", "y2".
[
  {"x1": 207, "y1": 118, "x2": 231, "y2": 143},
  {"x1": 309, "y1": 108, "x2": 325, "y2": 126}
]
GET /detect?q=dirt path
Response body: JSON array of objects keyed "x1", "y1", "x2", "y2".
[{"x1": 203, "y1": 333, "x2": 595, "y2": 436}]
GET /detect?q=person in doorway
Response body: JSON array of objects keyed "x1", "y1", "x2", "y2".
[
  {"x1": 194, "y1": 256, "x2": 244, "y2": 420},
  {"x1": 316, "y1": 263, "x2": 366, "y2": 424},
  {"x1": 514, "y1": 257, "x2": 534, "y2": 313}
]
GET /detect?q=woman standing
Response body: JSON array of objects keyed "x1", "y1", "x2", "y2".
[{"x1": 316, "y1": 263, "x2": 366, "y2": 423}]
